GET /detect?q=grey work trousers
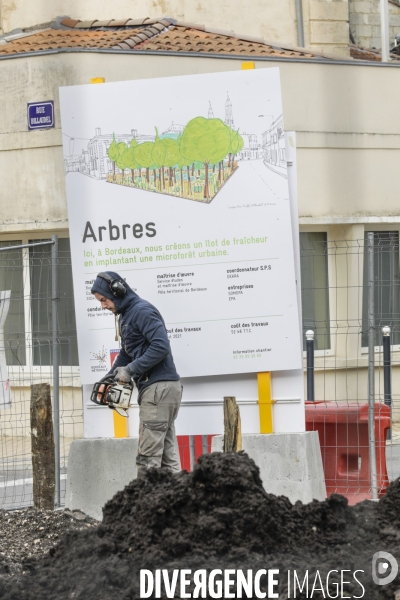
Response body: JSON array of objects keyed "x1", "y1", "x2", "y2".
[{"x1": 136, "y1": 379, "x2": 182, "y2": 477}]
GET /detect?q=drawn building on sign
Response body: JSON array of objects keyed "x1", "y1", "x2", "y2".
[
  {"x1": 262, "y1": 115, "x2": 286, "y2": 176},
  {"x1": 161, "y1": 122, "x2": 185, "y2": 139},
  {"x1": 238, "y1": 133, "x2": 263, "y2": 160},
  {"x1": 87, "y1": 129, "x2": 155, "y2": 179},
  {"x1": 224, "y1": 93, "x2": 235, "y2": 129},
  {"x1": 64, "y1": 128, "x2": 155, "y2": 179}
]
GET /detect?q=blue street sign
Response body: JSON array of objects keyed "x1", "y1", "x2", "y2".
[{"x1": 27, "y1": 101, "x2": 54, "y2": 130}]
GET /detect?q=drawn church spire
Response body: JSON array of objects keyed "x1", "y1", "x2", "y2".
[
  {"x1": 208, "y1": 101, "x2": 214, "y2": 119},
  {"x1": 224, "y1": 93, "x2": 234, "y2": 129}
]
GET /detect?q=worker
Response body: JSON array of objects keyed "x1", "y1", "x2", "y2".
[{"x1": 91, "y1": 271, "x2": 182, "y2": 478}]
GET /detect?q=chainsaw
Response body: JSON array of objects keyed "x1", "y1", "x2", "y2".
[{"x1": 90, "y1": 374, "x2": 134, "y2": 417}]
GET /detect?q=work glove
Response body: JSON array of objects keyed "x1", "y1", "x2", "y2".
[{"x1": 113, "y1": 366, "x2": 133, "y2": 383}]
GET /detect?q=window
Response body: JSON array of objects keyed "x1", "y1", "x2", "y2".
[
  {"x1": 0, "y1": 242, "x2": 26, "y2": 366},
  {"x1": 0, "y1": 237, "x2": 78, "y2": 369},
  {"x1": 300, "y1": 232, "x2": 331, "y2": 350},
  {"x1": 362, "y1": 231, "x2": 400, "y2": 347},
  {"x1": 30, "y1": 239, "x2": 78, "y2": 366}
]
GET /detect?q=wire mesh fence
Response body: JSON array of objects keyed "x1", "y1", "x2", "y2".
[
  {"x1": 0, "y1": 238, "x2": 83, "y2": 509},
  {"x1": 301, "y1": 232, "x2": 400, "y2": 502},
  {"x1": 1, "y1": 232, "x2": 399, "y2": 509}
]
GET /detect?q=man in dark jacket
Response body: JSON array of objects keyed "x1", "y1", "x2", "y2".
[{"x1": 91, "y1": 271, "x2": 182, "y2": 477}]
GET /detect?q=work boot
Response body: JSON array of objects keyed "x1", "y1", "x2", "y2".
[{"x1": 137, "y1": 466, "x2": 148, "y2": 479}]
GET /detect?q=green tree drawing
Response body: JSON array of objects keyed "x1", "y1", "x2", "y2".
[
  {"x1": 176, "y1": 154, "x2": 186, "y2": 197},
  {"x1": 122, "y1": 140, "x2": 139, "y2": 184},
  {"x1": 107, "y1": 134, "x2": 119, "y2": 181},
  {"x1": 177, "y1": 133, "x2": 191, "y2": 196},
  {"x1": 180, "y1": 117, "x2": 231, "y2": 199},
  {"x1": 134, "y1": 141, "x2": 154, "y2": 185},
  {"x1": 152, "y1": 128, "x2": 166, "y2": 190},
  {"x1": 228, "y1": 130, "x2": 244, "y2": 172},
  {"x1": 115, "y1": 142, "x2": 128, "y2": 181},
  {"x1": 162, "y1": 138, "x2": 180, "y2": 189}
]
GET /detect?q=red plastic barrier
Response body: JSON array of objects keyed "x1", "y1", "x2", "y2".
[
  {"x1": 177, "y1": 435, "x2": 215, "y2": 471},
  {"x1": 305, "y1": 402, "x2": 390, "y2": 504}
]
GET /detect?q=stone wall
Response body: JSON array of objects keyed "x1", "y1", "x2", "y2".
[
  {"x1": 307, "y1": 0, "x2": 350, "y2": 57},
  {"x1": 349, "y1": 0, "x2": 400, "y2": 49}
]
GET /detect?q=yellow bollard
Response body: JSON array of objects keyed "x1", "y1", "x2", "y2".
[
  {"x1": 257, "y1": 372, "x2": 274, "y2": 434},
  {"x1": 241, "y1": 61, "x2": 255, "y2": 70},
  {"x1": 113, "y1": 411, "x2": 128, "y2": 438}
]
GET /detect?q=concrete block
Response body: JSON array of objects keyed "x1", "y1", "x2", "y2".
[
  {"x1": 310, "y1": 1, "x2": 350, "y2": 21},
  {"x1": 350, "y1": 13, "x2": 368, "y2": 24},
  {"x1": 366, "y1": 14, "x2": 381, "y2": 25},
  {"x1": 311, "y1": 20, "x2": 350, "y2": 43},
  {"x1": 211, "y1": 432, "x2": 326, "y2": 504},
  {"x1": 65, "y1": 438, "x2": 139, "y2": 521},
  {"x1": 317, "y1": 44, "x2": 351, "y2": 57},
  {"x1": 352, "y1": 1, "x2": 372, "y2": 13},
  {"x1": 355, "y1": 24, "x2": 373, "y2": 36}
]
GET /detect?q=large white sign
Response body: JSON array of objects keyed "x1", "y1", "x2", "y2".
[{"x1": 60, "y1": 69, "x2": 301, "y2": 385}]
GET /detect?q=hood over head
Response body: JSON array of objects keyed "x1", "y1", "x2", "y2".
[{"x1": 91, "y1": 271, "x2": 138, "y2": 313}]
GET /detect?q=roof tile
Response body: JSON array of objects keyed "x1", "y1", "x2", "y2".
[
  {"x1": 108, "y1": 19, "x2": 131, "y2": 27},
  {"x1": 142, "y1": 18, "x2": 167, "y2": 25},
  {"x1": 126, "y1": 18, "x2": 149, "y2": 26},
  {"x1": 75, "y1": 20, "x2": 98, "y2": 29},
  {"x1": 60, "y1": 18, "x2": 80, "y2": 28},
  {"x1": 0, "y1": 18, "x2": 362, "y2": 61},
  {"x1": 175, "y1": 21, "x2": 205, "y2": 31},
  {"x1": 91, "y1": 20, "x2": 114, "y2": 27},
  {"x1": 135, "y1": 32, "x2": 149, "y2": 41},
  {"x1": 115, "y1": 42, "x2": 132, "y2": 49},
  {"x1": 122, "y1": 38, "x2": 136, "y2": 48}
]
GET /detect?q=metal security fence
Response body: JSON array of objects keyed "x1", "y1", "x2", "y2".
[
  {"x1": 0, "y1": 237, "x2": 83, "y2": 509},
  {"x1": 1, "y1": 232, "x2": 400, "y2": 509},
  {"x1": 300, "y1": 232, "x2": 400, "y2": 503}
]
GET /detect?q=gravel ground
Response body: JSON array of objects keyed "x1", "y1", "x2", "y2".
[{"x1": 0, "y1": 507, "x2": 99, "y2": 578}]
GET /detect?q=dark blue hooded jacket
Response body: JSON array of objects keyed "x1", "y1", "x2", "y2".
[{"x1": 91, "y1": 271, "x2": 179, "y2": 393}]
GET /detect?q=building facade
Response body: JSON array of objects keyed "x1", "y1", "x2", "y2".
[{"x1": 0, "y1": 18, "x2": 399, "y2": 450}]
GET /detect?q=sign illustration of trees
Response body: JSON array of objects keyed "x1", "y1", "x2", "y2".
[
  {"x1": 134, "y1": 141, "x2": 154, "y2": 185},
  {"x1": 115, "y1": 142, "x2": 128, "y2": 181},
  {"x1": 107, "y1": 134, "x2": 119, "y2": 180},
  {"x1": 106, "y1": 116, "x2": 244, "y2": 203},
  {"x1": 180, "y1": 117, "x2": 231, "y2": 201},
  {"x1": 122, "y1": 139, "x2": 138, "y2": 183}
]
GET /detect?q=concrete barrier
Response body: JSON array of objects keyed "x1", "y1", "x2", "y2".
[
  {"x1": 65, "y1": 438, "x2": 139, "y2": 520},
  {"x1": 66, "y1": 432, "x2": 326, "y2": 519},
  {"x1": 211, "y1": 432, "x2": 326, "y2": 504}
]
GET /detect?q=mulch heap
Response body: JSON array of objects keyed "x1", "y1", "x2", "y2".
[{"x1": 1, "y1": 452, "x2": 400, "y2": 599}]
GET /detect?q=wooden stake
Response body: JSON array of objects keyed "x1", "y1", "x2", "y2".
[
  {"x1": 30, "y1": 383, "x2": 55, "y2": 510},
  {"x1": 223, "y1": 396, "x2": 242, "y2": 452}
]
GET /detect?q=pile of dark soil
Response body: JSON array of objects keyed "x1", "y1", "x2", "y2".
[{"x1": 1, "y1": 452, "x2": 400, "y2": 599}]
